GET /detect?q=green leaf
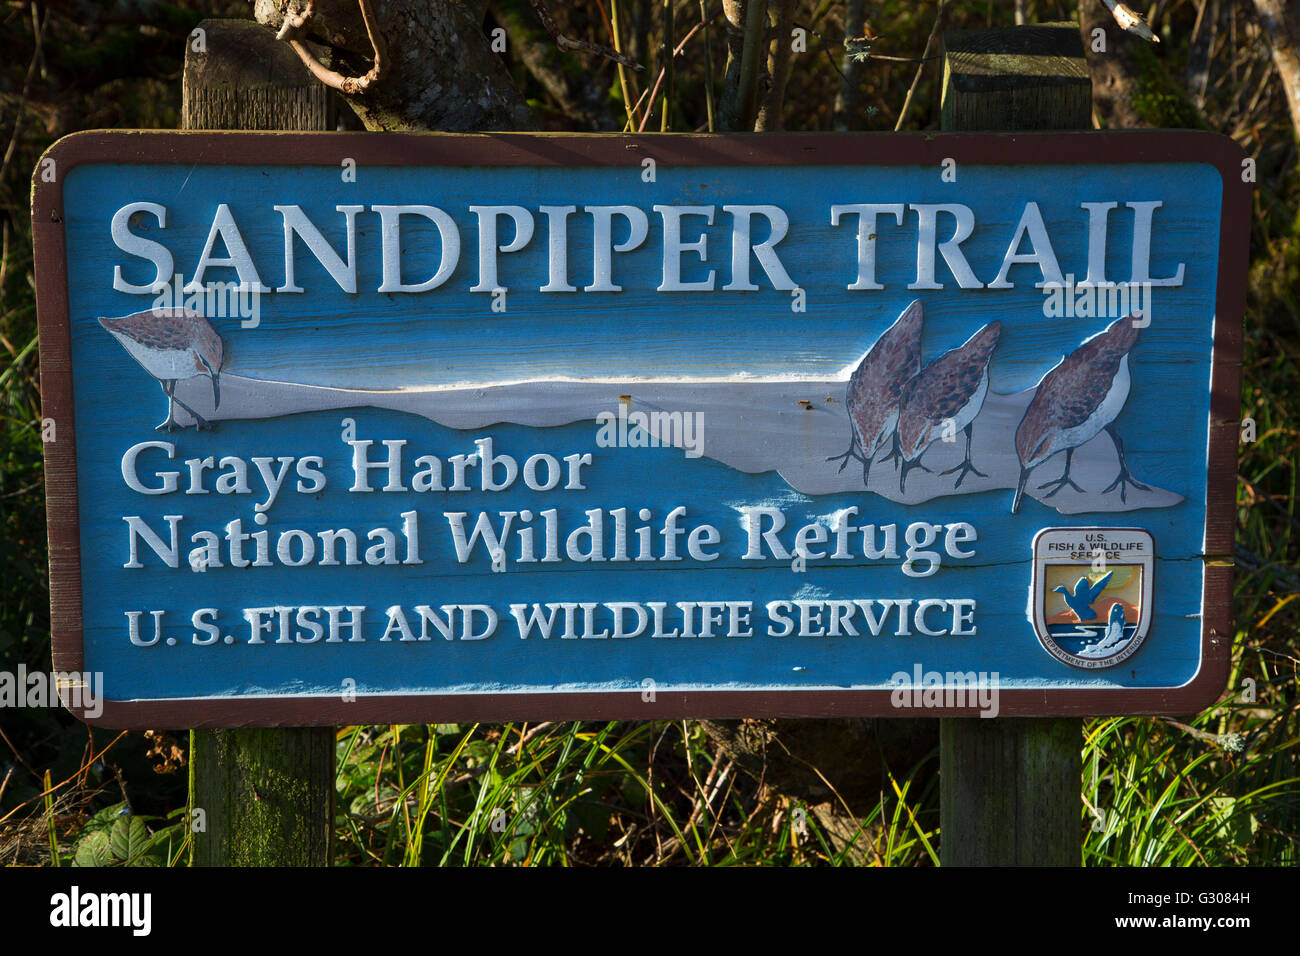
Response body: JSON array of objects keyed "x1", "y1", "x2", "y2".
[
  {"x1": 108, "y1": 815, "x2": 147, "y2": 862},
  {"x1": 79, "y1": 801, "x2": 130, "y2": 835},
  {"x1": 72, "y1": 829, "x2": 114, "y2": 867}
]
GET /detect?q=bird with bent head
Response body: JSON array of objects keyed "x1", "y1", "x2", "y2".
[
  {"x1": 99, "y1": 306, "x2": 223, "y2": 431},
  {"x1": 896, "y1": 320, "x2": 1002, "y2": 493},
  {"x1": 827, "y1": 299, "x2": 923, "y2": 488},
  {"x1": 1013, "y1": 315, "x2": 1147, "y2": 514}
]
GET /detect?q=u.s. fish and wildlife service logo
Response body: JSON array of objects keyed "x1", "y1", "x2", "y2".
[{"x1": 1031, "y1": 528, "x2": 1154, "y2": 669}]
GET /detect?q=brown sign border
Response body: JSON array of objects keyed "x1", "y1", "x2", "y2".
[{"x1": 32, "y1": 130, "x2": 1246, "y2": 727}]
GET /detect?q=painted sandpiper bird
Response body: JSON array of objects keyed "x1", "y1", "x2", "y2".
[
  {"x1": 896, "y1": 321, "x2": 1002, "y2": 492},
  {"x1": 827, "y1": 300, "x2": 923, "y2": 488},
  {"x1": 1012, "y1": 315, "x2": 1147, "y2": 514},
  {"x1": 99, "y1": 307, "x2": 223, "y2": 431}
]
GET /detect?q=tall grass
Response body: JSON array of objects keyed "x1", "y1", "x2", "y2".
[{"x1": 329, "y1": 720, "x2": 940, "y2": 866}]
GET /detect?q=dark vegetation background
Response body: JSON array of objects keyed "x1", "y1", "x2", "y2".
[{"x1": 0, "y1": 0, "x2": 1296, "y2": 865}]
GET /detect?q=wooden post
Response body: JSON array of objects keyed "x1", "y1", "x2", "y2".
[
  {"x1": 183, "y1": 19, "x2": 335, "y2": 867},
  {"x1": 938, "y1": 23, "x2": 1088, "y2": 867},
  {"x1": 940, "y1": 718, "x2": 1080, "y2": 865},
  {"x1": 940, "y1": 24, "x2": 1092, "y2": 131}
]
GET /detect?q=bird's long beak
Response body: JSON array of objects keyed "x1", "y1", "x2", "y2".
[
  {"x1": 1012, "y1": 466, "x2": 1029, "y2": 514},
  {"x1": 210, "y1": 370, "x2": 221, "y2": 410}
]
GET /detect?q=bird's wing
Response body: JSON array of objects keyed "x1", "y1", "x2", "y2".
[
  {"x1": 847, "y1": 311, "x2": 922, "y2": 440},
  {"x1": 103, "y1": 311, "x2": 195, "y2": 351},
  {"x1": 915, "y1": 360, "x2": 985, "y2": 422},
  {"x1": 1033, "y1": 334, "x2": 1131, "y2": 433},
  {"x1": 1084, "y1": 571, "x2": 1114, "y2": 602}
]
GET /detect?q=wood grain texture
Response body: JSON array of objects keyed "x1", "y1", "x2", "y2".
[
  {"x1": 942, "y1": 24, "x2": 1091, "y2": 131},
  {"x1": 182, "y1": 17, "x2": 335, "y2": 868},
  {"x1": 189, "y1": 726, "x2": 334, "y2": 866},
  {"x1": 182, "y1": 19, "x2": 333, "y2": 132},
  {"x1": 939, "y1": 717, "x2": 1080, "y2": 865}
]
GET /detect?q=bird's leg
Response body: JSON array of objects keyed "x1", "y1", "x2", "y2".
[
  {"x1": 1038, "y1": 447, "x2": 1086, "y2": 499},
  {"x1": 156, "y1": 380, "x2": 179, "y2": 432},
  {"x1": 1102, "y1": 425, "x2": 1151, "y2": 502},
  {"x1": 940, "y1": 423, "x2": 988, "y2": 489},
  {"x1": 170, "y1": 392, "x2": 213, "y2": 429},
  {"x1": 826, "y1": 425, "x2": 863, "y2": 473},
  {"x1": 878, "y1": 430, "x2": 904, "y2": 470},
  {"x1": 1011, "y1": 466, "x2": 1032, "y2": 514},
  {"x1": 899, "y1": 454, "x2": 931, "y2": 493},
  {"x1": 167, "y1": 390, "x2": 213, "y2": 431}
]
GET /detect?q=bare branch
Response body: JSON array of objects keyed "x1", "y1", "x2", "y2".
[
  {"x1": 1252, "y1": 0, "x2": 1300, "y2": 139},
  {"x1": 255, "y1": 0, "x2": 533, "y2": 130},
  {"x1": 526, "y1": 0, "x2": 641, "y2": 68},
  {"x1": 1101, "y1": 0, "x2": 1159, "y2": 43},
  {"x1": 277, "y1": 0, "x2": 385, "y2": 96},
  {"x1": 274, "y1": 0, "x2": 314, "y2": 40},
  {"x1": 895, "y1": 0, "x2": 947, "y2": 132}
]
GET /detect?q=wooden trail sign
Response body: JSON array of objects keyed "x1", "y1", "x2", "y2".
[{"x1": 32, "y1": 130, "x2": 1247, "y2": 727}]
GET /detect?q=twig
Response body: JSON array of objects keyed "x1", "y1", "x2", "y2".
[
  {"x1": 0, "y1": 730, "x2": 129, "y2": 828},
  {"x1": 860, "y1": 52, "x2": 942, "y2": 64},
  {"x1": 701, "y1": 1, "x2": 715, "y2": 132},
  {"x1": 683, "y1": 751, "x2": 723, "y2": 833},
  {"x1": 1102, "y1": 0, "x2": 1160, "y2": 43},
  {"x1": 1157, "y1": 717, "x2": 1245, "y2": 752},
  {"x1": 1186, "y1": 0, "x2": 1216, "y2": 108},
  {"x1": 606, "y1": 0, "x2": 641, "y2": 129},
  {"x1": 0, "y1": 220, "x2": 10, "y2": 309},
  {"x1": 636, "y1": 9, "x2": 723, "y2": 133},
  {"x1": 528, "y1": 0, "x2": 640, "y2": 68},
  {"x1": 31, "y1": 0, "x2": 46, "y2": 80},
  {"x1": 273, "y1": 0, "x2": 313, "y2": 39},
  {"x1": 895, "y1": 0, "x2": 947, "y2": 132},
  {"x1": 1249, "y1": 644, "x2": 1300, "y2": 667},
  {"x1": 626, "y1": 84, "x2": 654, "y2": 131},
  {"x1": 0, "y1": 725, "x2": 38, "y2": 780},
  {"x1": 660, "y1": 0, "x2": 674, "y2": 131},
  {"x1": 0, "y1": 480, "x2": 43, "y2": 500},
  {"x1": 444, "y1": 721, "x2": 558, "y2": 787},
  {"x1": 657, "y1": 752, "x2": 733, "y2": 862},
  {"x1": 0, "y1": 3, "x2": 47, "y2": 189},
  {"x1": 278, "y1": 0, "x2": 387, "y2": 96},
  {"x1": 816, "y1": 30, "x2": 847, "y2": 83}
]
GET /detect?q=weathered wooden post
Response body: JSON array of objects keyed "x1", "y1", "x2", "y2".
[
  {"x1": 937, "y1": 23, "x2": 1091, "y2": 867},
  {"x1": 182, "y1": 19, "x2": 334, "y2": 867}
]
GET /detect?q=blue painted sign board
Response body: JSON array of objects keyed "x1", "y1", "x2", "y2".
[{"x1": 32, "y1": 131, "x2": 1247, "y2": 726}]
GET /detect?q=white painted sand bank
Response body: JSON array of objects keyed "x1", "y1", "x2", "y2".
[{"x1": 171, "y1": 374, "x2": 1183, "y2": 515}]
